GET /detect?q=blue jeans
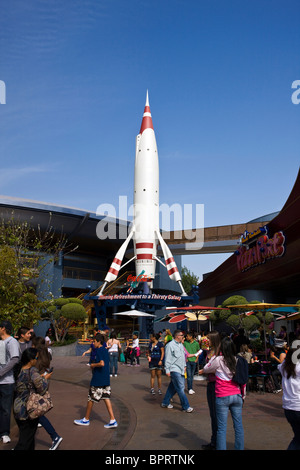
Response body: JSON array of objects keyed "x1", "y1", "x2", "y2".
[
  {"x1": 0, "y1": 383, "x2": 15, "y2": 437},
  {"x1": 109, "y1": 352, "x2": 119, "y2": 375},
  {"x1": 216, "y1": 394, "x2": 244, "y2": 450},
  {"x1": 39, "y1": 415, "x2": 59, "y2": 440},
  {"x1": 162, "y1": 371, "x2": 190, "y2": 411},
  {"x1": 186, "y1": 361, "x2": 197, "y2": 390},
  {"x1": 284, "y1": 409, "x2": 300, "y2": 450}
]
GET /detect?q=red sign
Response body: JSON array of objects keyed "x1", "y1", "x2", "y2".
[
  {"x1": 236, "y1": 231, "x2": 285, "y2": 272},
  {"x1": 127, "y1": 273, "x2": 151, "y2": 283}
]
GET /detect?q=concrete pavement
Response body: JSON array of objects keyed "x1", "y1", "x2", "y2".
[{"x1": 1, "y1": 355, "x2": 293, "y2": 452}]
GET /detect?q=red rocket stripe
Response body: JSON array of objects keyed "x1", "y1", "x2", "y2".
[
  {"x1": 137, "y1": 254, "x2": 153, "y2": 260},
  {"x1": 168, "y1": 267, "x2": 179, "y2": 275},
  {"x1": 136, "y1": 242, "x2": 153, "y2": 249},
  {"x1": 166, "y1": 257, "x2": 175, "y2": 265},
  {"x1": 140, "y1": 115, "x2": 154, "y2": 134},
  {"x1": 108, "y1": 267, "x2": 119, "y2": 276},
  {"x1": 113, "y1": 258, "x2": 122, "y2": 265}
]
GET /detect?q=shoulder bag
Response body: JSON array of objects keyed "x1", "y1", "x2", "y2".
[{"x1": 26, "y1": 368, "x2": 53, "y2": 419}]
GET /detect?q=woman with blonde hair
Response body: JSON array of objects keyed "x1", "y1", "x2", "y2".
[
  {"x1": 164, "y1": 329, "x2": 173, "y2": 345},
  {"x1": 238, "y1": 344, "x2": 254, "y2": 364}
]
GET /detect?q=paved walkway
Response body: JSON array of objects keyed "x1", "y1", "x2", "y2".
[{"x1": 1, "y1": 356, "x2": 292, "y2": 452}]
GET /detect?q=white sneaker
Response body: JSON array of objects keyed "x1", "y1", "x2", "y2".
[
  {"x1": 2, "y1": 435, "x2": 11, "y2": 444},
  {"x1": 183, "y1": 407, "x2": 194, "y2": 413},
  {"x1": 161, "y1": 403, "x2": 174, "y2": 409},
  {"x1": 188, "y1": 389, "x2": 195, "y2": 394}
]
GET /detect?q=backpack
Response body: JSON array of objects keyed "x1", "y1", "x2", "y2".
[{"x1": 232, "y1": 355, "x2": 249, "y2": 386}]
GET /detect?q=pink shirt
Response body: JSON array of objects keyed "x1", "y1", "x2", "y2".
[{"x1": 203, "y1": 355, "x2": 244, "y2": 398}]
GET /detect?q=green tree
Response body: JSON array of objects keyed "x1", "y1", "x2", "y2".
[
  {"x1": 181, "y1": 266, "x2": 199, "y2": 295},
  {"x1": 226, "y1": 314, "x2": 240, "y2": 330},
  {"x1": 0, "y1": 213, "x2": 74, "y2": 330},
  {"x1": 209, "y1": 295, "x2": 273, "y2": 335},
  {"x1": 241, "y1": 315, "x2": 260, "y2": 333},
  {"x1": 43, "y1": 297, "x2": 87, "y2": 342},
  {"x1": 0, "y1": 244, "x2": 45, "y2": 328},
  {"x1": 222, "y1": 295, "x2": 248, "y2": 308},
  {"x1": 209, "y1": 295, "x2": 248, "y2": 325}
]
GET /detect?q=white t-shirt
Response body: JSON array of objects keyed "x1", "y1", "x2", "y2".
[
  {"x1": 278, "y1": 361, "x2": 300, "y2": 411},
  {"x1": 0, "y1": 340, "x2": 6, "y2": 364},
  {"x1": 108, "y1": 340, "x2": 119, "y2": 353},
  {"x1": 45, "y1": 336, "x2": 51, "y2": 345},
  {"x1": 0, "y1": 336, "x2": 20, "y2": 384}
]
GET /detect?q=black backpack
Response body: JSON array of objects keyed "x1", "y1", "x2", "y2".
[{"x1": 232, "y1": 355, "x2": 249, "y2": 385}]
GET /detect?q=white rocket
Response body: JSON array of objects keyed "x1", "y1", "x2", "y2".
[{"x1": 99, "y1": 92, "x2": 186, "y2": 296}]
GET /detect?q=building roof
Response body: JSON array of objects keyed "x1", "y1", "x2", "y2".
[{"x1": 0, "y1": 195, "x2": 130, "y2": 254}]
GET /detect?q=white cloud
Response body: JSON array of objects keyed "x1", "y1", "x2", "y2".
[{"x1": 0, "y1": 165, "x2": 51, "y2": 188}]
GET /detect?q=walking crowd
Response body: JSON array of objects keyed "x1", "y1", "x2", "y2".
[
  {"x1": 1, "y1": 319, "x2": 300, "y2": 451},
  {"x1": 0, "y1": 321, "x2": 62, "y2": 450}
]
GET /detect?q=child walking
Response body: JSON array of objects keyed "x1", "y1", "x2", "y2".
[{"x1": 74, "y1": 334, "x2": 118, "y2": 429}]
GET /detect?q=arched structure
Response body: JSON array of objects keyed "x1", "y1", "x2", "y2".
[{"x1": 197, "y1": 168, "x2": 300, "y2": 305}]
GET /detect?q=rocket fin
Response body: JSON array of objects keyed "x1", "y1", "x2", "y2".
[
  {"x1": 155, "y1": 230, "x2": 182, "y2": 283},
  {"x1": 104, "y1": 227, "x2": 135, "y2": 284}
]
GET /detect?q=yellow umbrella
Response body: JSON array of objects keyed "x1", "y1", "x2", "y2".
[
  {"x1": 227, "y1": 303, "x2": 300, "y2": 310},
  {"x1": 167, "y1": 305, "x2": 228, "y2": 334},
  {"x1": 283, "y1": 312, "x2": 300, "y2": 321},
  {"x1": 185, "y1": 311, "x2": 209, "y2": 321}
]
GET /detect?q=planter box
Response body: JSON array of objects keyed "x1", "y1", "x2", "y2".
[{"x1": 51, "y1": 341, "x2": 78, "y2": 357}]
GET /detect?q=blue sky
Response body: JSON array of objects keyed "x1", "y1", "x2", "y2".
[{"x1": 0, "y1": 0, "x2": 299, "y2": 281}]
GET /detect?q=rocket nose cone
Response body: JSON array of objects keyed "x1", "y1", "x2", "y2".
[{"x1": 140, "y1": 90, "x2": 154, "y2": 134}]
